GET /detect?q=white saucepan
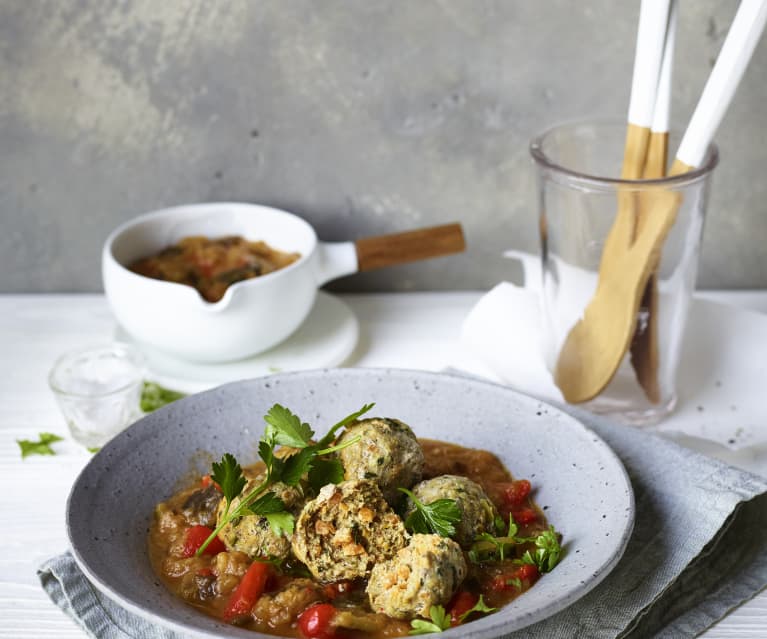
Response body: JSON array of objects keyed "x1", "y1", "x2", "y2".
[{"x1": 102, "y1": 202, "x2": 465, "y2": 362}]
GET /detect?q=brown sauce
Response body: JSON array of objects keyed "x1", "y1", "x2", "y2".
[
  {"x1": 129, "y1": 235, "x2": 300, "y2": 302},
  {"x1": 149, "y1": 439, "x2": 553, "y2": 638}
]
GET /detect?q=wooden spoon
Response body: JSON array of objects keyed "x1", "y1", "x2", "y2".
[
  {"x1": 556, "y1": 0, "x2": 767, "y2": 404},
  {"x1": 598, "y1": 0, "x2": 671, "y2": 276},
  {"x1": 630, "y1": 0, "x2": 677, "y2": 404},
  {"x1": 555, "y1": 0, "x2": 671, "y2": 402},
  {"x1": 555, "y1": 161, "x2": 686, "y2": 402}
]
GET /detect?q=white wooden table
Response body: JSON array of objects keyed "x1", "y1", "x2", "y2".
[{"x1": 1, "y1": 292, "x2": 765, "y2": 638}]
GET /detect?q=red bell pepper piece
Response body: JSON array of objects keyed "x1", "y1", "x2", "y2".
[
  {"x1": 448, "y1": 590, "x2": 479, "y2": 625},
  {"x1": 182, "y1": 525, "x2": 226, "y2": 558},
  {"x1": 223, "y1": 561, "x2": 271, "y2": 623},
  {"x1": 298, "y1": 602, "x2": 338, "y2": 638}
]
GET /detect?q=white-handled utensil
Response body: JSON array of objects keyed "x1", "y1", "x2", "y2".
[
  {"x1": 556, "y1": 0, "x2": 767, "y2": 404},
  {"x1": 631, "y1": 0, "x2": 678, "y2": 403},
  {"x1": 556, "y1": 0, "x2": 672, "y2": 402},
  {"x1": 675, "y1": 0, "x2": 767, "y2": 170}
]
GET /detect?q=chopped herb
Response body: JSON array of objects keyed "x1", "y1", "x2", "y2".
[
  {"x1": 87, "y1": 446, "x2": 101, "y2": 454},
  {"x1": 506, "y1": 577, "x2": 522, "y2": 589},
  {"x1": 469, "y1": 514, "x2": 563, "y2": 573},
  {"x1": 399, "y1": 488, "x2": 461, "y2": 538},
  {"x1": 17, "y1": 432, "x2": 63, "y2": 459},
  {"x1": 519, "y1": 526, "x2": 562, "y2": 573},
  {"x1": 468, "y1": 513, "x2": 522, "y2": 562},
  {"x1": 458, "y1": 594, "x2": 496, "y2": 623},
  {"x1": 140, "y1": 381, "x2": 185, "y2": 412},
  {"x1": 196, "y1": 403, "x2": 369, "y2": 557},
  {"x1": 410, "y1": 605, "x2": 451, "y2": 635}
]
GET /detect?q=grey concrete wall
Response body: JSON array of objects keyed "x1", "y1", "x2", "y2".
[{"x1": 1, "y1": 1, "x2": 766, "y2": 293}]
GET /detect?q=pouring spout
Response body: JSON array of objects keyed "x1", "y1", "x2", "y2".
[{"x1": 315, "y1": 242, "x2": 358, "y2": 286}]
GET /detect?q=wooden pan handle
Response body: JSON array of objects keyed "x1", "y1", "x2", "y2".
[{"x1": 354, "y1": 223, "x2": 466, "y2": 272}]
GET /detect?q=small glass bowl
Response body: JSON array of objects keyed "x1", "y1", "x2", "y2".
[{"x1": 48, "y1": 343, "x2": 145, "y2": 449}]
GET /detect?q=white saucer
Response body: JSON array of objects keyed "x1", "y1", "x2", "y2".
[{"x1": 116, "y1": 292, "x2": 358, "y2": 393}]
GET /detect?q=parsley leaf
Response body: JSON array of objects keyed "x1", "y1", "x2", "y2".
[
  {"x1": 308, "y1": 457, "x2": 345, "y2": 493},
  {"x1": 140, "y1": 381, "x2": 185, "y2": 413},
  {"x1": 245, "y1": 491, "x2": 287, "y2": 515},
  {"x1": 17, "y1": 432, "x2": 63, "y2": 459},
  {"x1": 243, "y1": 491, "x2": 296, "y2": 537},
  {"x1": 211, "y1": 453, "x2": 248, "y2": 515},
  {"x1": 458, "y1": 594, "x2": 496, "y2": 623},
  {"x1": 315, "y1": 402, "x2": 375, "y2": 449},
  {"x1": 399, "y1": 488, "x2": 461, "y2": 538},
  {"x1": 410, "y1": 605, "x2": 451, "y2": 635},
  {"x1": 265, "y1": 512, "x2": 295, "y2": 537},
  {"x1": 520, "y1": 526, "x2": 562, "y2": 573},
  {"x1": 264, "y1": 404, "x2": 314, "y2": 448},
  {"x1": 279, "y1": 447, "x2": 316, "y2": 486},
  {"x1": 506, "y1": 577, "x2": 522, "y2": 589}
]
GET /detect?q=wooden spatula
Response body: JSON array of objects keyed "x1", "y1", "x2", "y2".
[
  {"x1": 555, "y1": 0, "x2": 671, "y2": 402},
  {"x1": 598, "y1": 1, "x2": 670, "y2": 275},
  {"x1": 555, "y1": 0, "x2": 767, "y2": 404},
  {"x1": 630, "y1": 0, "x2": 678, "y2": 404}
]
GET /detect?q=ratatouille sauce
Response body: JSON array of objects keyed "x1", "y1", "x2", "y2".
[
  {"x1": 149, "y1": 439, "x2": 552, "y2": 638},
  {"x1": 129, "y1": 235, "x2": 300, "y2": 302}
]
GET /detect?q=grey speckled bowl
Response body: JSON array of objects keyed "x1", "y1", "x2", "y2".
[{"x1": 66, "y1": 368, "x2": 635, "y2": 638}]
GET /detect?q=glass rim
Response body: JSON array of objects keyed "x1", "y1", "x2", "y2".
[
  {"x1": 529, "y1": 118, "x2": 719, "y2": 189},
  {"x1": 48, "y1": 342, "x2": 145, "y2": 399}
]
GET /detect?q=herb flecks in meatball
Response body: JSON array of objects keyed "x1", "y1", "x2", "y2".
[
  {"x1": 337, "y1": 418, "x2": 424, "y2": 505},
  {"x1": 291, "y1": 479, "x2": 408, "y2": 581},
  {"x1": 366, "y1": 534, "x2": 467, "y2": 619},
  {"x1": 406, "y1": 475, "x2": 498, "y2": 548}
]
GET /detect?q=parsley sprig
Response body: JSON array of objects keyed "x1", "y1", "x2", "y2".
[
  {"x1": 17, "y1": 432, "x2": 63, "y2": 459},
  {"x1": 468, "y1": 513, "x2": 562, "y2": 573},
  {"x1": 458, "y1": 594, "x2": 496, "y2": 623},
  {"x1": 399, "y1": 488, "x2": 461, "y2": 538},
  {"x1": 520, "y1": 526, "x2": 562, "y2": 573},
  {"x1": 408, "y1": 597, "x2": 495, "y2": 635},
  {"x1": 196, "y1": 403, "x2": 373, "y2": 556},
  {"x1": 410, "y1": 605, "x2": 451, "y2": 635}
]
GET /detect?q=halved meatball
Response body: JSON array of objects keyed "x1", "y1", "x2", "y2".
[
  {"x1": 216, "y1": 477, "x2": 304, "y2": 560},
  {"x1": 337, "y1": 418, "x2": 424, "y2": 504},
  {"x1": 291, "y1": 479, "x2": 408, "y2": 581},
  {"x1": 406, "y1": 475, "x2": 498, "y2": 548},
  {"x1": 366, "y1": 534, "x2": 467, "y2": 619}
]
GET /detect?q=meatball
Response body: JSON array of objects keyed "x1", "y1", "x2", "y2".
[
  {"x1": 216, "y1": 477, "x2": 304, "y2": 560},
  {"x1": 366, "y1": 534, "x2": 467, "y2": 619},
  {"x1": 291, "y1": 479, "x2": 408, "y2": 581},
  {"x1": 406, "y1": 475, "x2": 498, "y2": 548},
  {"x1": 337, "y1": 418, "x2": 424, "y2": 504}
]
